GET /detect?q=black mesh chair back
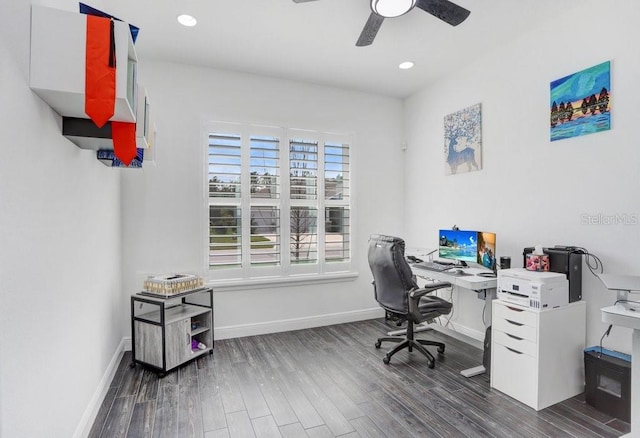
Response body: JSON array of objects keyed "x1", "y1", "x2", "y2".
[{"x1": 368, "y1": 234, "x2": 417, "y2": 316}]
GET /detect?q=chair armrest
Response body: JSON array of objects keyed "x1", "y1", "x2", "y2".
[
  {"x1": 408, "y1": 282, "x2": 452, "y2": 323},
  {"x1": 409, "y1": 281, "x2": 451, "y2": 299}
]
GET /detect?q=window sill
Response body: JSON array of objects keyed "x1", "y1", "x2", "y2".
[{"x1": 206, "y1": 271, "x2": 359, "y2": 292}]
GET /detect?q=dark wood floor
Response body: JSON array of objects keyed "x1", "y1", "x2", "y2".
[{"x1": 89, "y1": 319, "x2": 630, "y2": 438}]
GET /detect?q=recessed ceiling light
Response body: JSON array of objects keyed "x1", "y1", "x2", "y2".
[
  {"x1": 177, "y1": 14, "x2": 197, "y2": 27},
  {"x1": 399, "y1": 61, "x2": 414, "y2": 70}
]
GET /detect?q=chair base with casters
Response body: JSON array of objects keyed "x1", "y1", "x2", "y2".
[{"x1": 375, "y1": 305, "x2": 448, "y2": 368}]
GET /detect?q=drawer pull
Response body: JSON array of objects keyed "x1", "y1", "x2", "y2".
[
  {"x1": 506, "y1": 306, "x2": 524, "y2": 312},
  {"x1": 506, "y1": 333, "x2": 523, "y2": 341},
  {"x1": 506, "y1": 347, "x2": 523, "y2": 355},
  {"x1": 505, "y1": 319, "x2": 523, "y2": 327}
]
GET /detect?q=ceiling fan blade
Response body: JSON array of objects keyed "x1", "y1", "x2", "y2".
[
  {"x1": 356, "y1": 13, "x2": 385, "y2": 47},
  {"x1": 416, "y1": 0, "x2": 470, "y2": 26}
]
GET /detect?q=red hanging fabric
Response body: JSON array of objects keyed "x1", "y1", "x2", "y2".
[
  {"x1": 111, "y1": 122, "x2": 137, "y2": 166},
  {"x1": 85, "y1": 15, "x2": 116, "y2": 128}
]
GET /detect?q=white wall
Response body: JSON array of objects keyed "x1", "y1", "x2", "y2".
[
  {"x1": 122, "y1": 61, "x2": 405, "y2": 338},
  {"x1": 404, "y1": 0, "x2": 640, "y2": 352},
  {"x1": 0, "y1": 1, "x2": 124, "y2": 437}
]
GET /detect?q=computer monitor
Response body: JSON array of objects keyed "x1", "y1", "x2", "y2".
[
  {"x1": 438, "y1": 229, "x2": 478, "y2": 265},
  {"x1": 477, "y1": 231, "x2": 496, "y2": 270}
]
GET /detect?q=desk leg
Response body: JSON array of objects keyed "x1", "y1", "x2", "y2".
[
  {"x1": 460, "y1": 324, "x2": 491, "y2": 378},
  {"x1": 460, "y1": 365, "x2": 486, "y2": 377},
  {"x1": 624, "y1": 329, "x2": 640, "y2": 437}
]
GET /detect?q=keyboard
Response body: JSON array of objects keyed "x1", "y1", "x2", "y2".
[{"x1": 415, "y1": 261, "x2": 454, "y2": 272}]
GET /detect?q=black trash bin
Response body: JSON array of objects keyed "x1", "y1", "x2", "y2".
[{"x1": 584, "y1": 346, "x2": 631, "y2": 423}]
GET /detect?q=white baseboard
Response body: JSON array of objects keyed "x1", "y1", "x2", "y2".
[
  {"x1": 215, "y1": 307, "x2": 385, "y2": 340},
  {"x1": 73, "y1": 338, "x2": 127, "y2": 438}
]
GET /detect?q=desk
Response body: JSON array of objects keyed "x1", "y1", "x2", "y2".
[
  {"x1": 411, "y1": 264, "x2": 497, "y2": 292},
  {"x1": 411, "y1": 263, "x2": 497, "y2": 377},
  {"x1": 602, "y1": 303, "x2": 640, "y2": 437}
]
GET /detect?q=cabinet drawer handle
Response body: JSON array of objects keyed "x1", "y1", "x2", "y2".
[
  {"x1": 506, "y1": 347, "x2": 523, "y2": 355},
  {"x1": 506, "y1": 306, "x2": 524, "y2": 312},
  {"x1": 506, "y1": 333, "x2": 523, "y2": 341},
  {"x1": 505, "y1": 319, "x2": 524, "y2": 327}
]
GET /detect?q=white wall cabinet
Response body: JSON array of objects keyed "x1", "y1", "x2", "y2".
[
  {"x1": 30, "y1": 5, "x2": 138, "y2": 123},
  {"x1": 131, "y1": 288, "x2": 213, "y2": 376},
  {"x1": 490, "y1": 299, "x2": 586, "y2": 410}
]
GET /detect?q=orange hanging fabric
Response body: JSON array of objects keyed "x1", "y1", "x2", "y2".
[
  {"x1": 85, "y1": 15, "x2": 116, "y2": 128},
  {"x1": 111, "y1": 122, "x2": 137, "y2": 166}
]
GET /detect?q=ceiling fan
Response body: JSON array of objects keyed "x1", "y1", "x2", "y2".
[{"x1": 293, "y1": 0, "x2": 470, "y2": 47}]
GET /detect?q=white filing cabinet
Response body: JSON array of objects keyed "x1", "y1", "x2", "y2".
[{"x1": 490, "y1": 299, "x2": 586, "y2": 410}]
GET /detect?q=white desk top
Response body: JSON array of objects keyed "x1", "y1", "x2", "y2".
[
  {"x1": 598, "y1": 274, "x2": 640, "y2": 292},
  {"x1": 411, "y1": 264, "x2": 497, "y2": 290}
]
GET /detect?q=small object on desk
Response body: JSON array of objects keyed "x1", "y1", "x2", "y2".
[
  {"x1": 450, "y1": 269, "x2": 473, "y2": 277},
  {"x1": 406, "y1": 255, "x2": 423, "y2": 263},
  {"x1": 499, "y1": 256, "x2": 511, "y2": 269}
]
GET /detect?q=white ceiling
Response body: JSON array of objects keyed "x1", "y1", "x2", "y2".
[{"x1": 105, "y1": 0, "x2": 580, "y2": 99}]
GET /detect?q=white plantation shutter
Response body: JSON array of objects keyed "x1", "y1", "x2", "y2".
[{"x1": 206, "y1": 122, "x2": 352, "y2": 281}]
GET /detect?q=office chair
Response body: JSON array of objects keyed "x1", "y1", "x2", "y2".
[{"x1": 368, "y1": 234, "x2": 452, "y2": 368}]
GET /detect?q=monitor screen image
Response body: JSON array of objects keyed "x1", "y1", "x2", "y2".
[
  {"x1": 477, "y1": 231, "x2": 496, "y2": 269},
  {"x1": 438, "y1": 229, "x2": 478, "y2": 263}
]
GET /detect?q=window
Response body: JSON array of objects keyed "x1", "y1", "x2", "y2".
[{"x1": 206, "y1": 122, "x2": 352, "y2": 282}]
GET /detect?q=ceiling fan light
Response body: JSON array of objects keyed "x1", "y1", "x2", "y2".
[{"x1": 371, "y1": 0, "x2": 416, "y2": 18}]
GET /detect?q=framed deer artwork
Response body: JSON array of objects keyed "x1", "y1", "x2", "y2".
[
  {"x1": 550, "y1": 61, "x2": 611, "y2": 142},
  {"x1": 444, "y1": 103, "x2": 482, "y2": 175}
]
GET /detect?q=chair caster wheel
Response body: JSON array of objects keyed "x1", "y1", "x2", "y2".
[
  {"x1": 375, "y1": 341, "x2": 381, "y2": 349},
  {"x1": 428, "y1": 360, "x2": 435, "y2": 369},
  {"x1": 383, "y1": 356, "x2": 390, "y2": 365},
  {"x1": 437, "y1": 345, "x2": 445, "y2": 354}
]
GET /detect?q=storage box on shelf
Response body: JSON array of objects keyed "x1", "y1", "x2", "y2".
[
  {"x1": 30, "y1": 5, "x2": 138, "y2": 123},
  {"x1": 61, "y1": 86, "x2": 153, "y2": 153},
  {"x1": 490, "y1": 299, "x2": 586, "y2": 410},
  {"x1": 96, "y1": 148, "x2": 144, "y2": 168},
  {"x1": 131, "y1": 287, "x2": 213, "y2": 376},
  {"x1": 142, "y1": 273, "x2": 205, "y2": 298}
]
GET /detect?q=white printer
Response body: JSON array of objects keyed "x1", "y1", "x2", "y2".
[{"x1": 497, "y1": 268, "x2": 569, "y2": 310}]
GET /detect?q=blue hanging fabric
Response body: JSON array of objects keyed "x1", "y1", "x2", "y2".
[{"x1": 79, "y1": 2, "x2": 139, "y2": 43}]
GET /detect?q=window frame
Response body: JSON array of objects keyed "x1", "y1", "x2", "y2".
[{"x1": 203, "y1": 121, "x2": 355, "y2": 286}]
